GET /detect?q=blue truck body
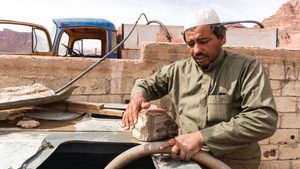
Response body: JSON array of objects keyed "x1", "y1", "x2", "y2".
[{"x1": 52, "y1": 18, "x2": 118, "y2": 58}]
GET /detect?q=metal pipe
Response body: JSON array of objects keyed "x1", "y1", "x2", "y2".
[
  {"x1": 147, "y1": 20, "x2": 172, "y2": 42},
  {"x1": 222, "y1": 20, "x2": 264, "y2": 28}
]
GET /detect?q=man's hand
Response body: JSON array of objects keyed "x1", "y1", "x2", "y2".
[
  {"x1": 122, "y1": 93, "x2": 150, "y2": 129},
  {"x1": 160, "y1": 131, "x2": 205, "y2": 161}
]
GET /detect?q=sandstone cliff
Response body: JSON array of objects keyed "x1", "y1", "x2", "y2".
[{"x1": 262, "y1": 0, "x2": 300, "y2": 49}]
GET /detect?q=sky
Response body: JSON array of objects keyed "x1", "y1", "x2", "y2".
[{"x1": 0, "y1": 0, "x2": 288, "y2": 31}]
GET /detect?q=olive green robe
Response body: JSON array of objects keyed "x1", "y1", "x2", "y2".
[{"x1": 131, "y1": 50, "x2": 278, "y2": 169}]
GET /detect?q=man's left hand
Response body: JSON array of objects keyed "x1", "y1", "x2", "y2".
[{"x1": 160, "y1": 131, "x2": 205, "y2": 161}]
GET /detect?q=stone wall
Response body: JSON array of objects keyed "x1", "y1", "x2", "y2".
[
  {"x1": 0, "y1": 43, "x2": 299, "y2": 168},
  {"x1": 228, "y1": 48, "x2": 300, "y2": 169}
]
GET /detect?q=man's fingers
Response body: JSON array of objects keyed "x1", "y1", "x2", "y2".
[
  {"x1": 132, "y1": 107, "x2": 138, "y2": 125},
  {"x1": 180, "y1": 150, "x2": 187, "y2": 161},
  {"x1": 121, "y1": 110, "x2": 130, "y2": 129},
  {"x1": 160, "y1": 138, "x2": 194, "y2": 161},
  {"x1": 129, "y1": 106, "x2": 139, "y2": 128},
  {"x1": 160, "y1": 138, "x2": 176, "y2": 150},
  {"x1": 185, "y1": 152, "x2": 193, "y2": 161},
  {"x1": 171, "y1": 144, "x2": 180, "y2": 159},
  {"x1": 122, "y1": 93, "x2": 146, "y2": 129},
  {"x1": 122, "y1": 105, "x2": 135, "y2": 129}
]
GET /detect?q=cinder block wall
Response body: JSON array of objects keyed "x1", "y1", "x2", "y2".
[{"x1": 0, "y1": 43, "x2": 299, "y2": 168}]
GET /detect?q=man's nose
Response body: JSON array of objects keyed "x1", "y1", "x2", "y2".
[{"x1": 193, "y1": 43, "x2": 204, "y2": 55}]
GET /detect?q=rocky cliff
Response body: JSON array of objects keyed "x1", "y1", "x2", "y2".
[
  {"x1": 262, "y1": 0, "x2": 300, "y2": 49},
  {"x1": 0, "y1": 29, "x2": 32, "y2": 53}
]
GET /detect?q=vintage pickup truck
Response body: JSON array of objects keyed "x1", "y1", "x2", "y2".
[{"x1": 0, "y1": 18, "x2": 118, "y2": 58}]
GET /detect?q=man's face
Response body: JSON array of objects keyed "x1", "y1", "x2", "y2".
[{"x1": 185, "y1": 25, "x2": 226, "y2": 68}]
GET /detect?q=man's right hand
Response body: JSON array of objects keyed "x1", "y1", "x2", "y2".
[{"x1": 122, "y1": 93, "x2": 150, "y2": 129}]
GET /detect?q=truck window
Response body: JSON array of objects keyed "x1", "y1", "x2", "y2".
[
  {"x1": 33, "y1": 28, "x2": 51, "y2": 53},
  {"x1": 58, "y1": 32, "x2": 69, "y2": 56},
  {"x1": 0, "y1": 24, "x2": 32, "y2": 54},
  {"x1": 0, "y1": 23, "x2": 51, "y2": 54},
  {"x1": 73, "y1": 39, "x2": 102, "y2": 56}
]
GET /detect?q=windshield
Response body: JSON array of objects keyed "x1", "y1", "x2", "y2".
[
  {"x1": 73, "y1": 39, "x2": 102, "y2": 56},
  {"x1": 0, "y1": 23, "x2": 51, "y2": 54}
]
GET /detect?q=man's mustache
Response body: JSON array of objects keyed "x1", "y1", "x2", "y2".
[{"x1": 193, "y1": 53, "x2": 209, "y2": 59}]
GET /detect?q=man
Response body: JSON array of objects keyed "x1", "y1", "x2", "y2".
[{"x1": 122, "y1": 8, "x2": 278, "y2": 169}]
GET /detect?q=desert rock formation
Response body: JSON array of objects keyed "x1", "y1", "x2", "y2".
[{"x1": 262, "y1": 0, "x2": 300, "y2": 49}]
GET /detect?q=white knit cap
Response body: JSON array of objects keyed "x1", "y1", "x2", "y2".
[{"x1": 184, "y1": 8, "x2": 221, "y2": 31}]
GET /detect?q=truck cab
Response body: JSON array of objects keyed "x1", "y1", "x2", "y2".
[
  {"x1": 52, "y1": 18, "x2": 118, "y2": 58},
  {"x1": 0, "y1": 18, "x2": 118, "y2": 58}
]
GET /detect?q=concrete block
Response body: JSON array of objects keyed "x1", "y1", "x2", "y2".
[
  {"x1": 259, "y1": 160, "x2": 291, "y2": 169},
  {"x1": 269, "y1": 64, "x2": 285, "y2": 80},
  {"x1": 120, "y1": 24, "x2": 184, "y2": 49},
  {"x1": 292, "y1": 160, "x2": 300, "y2": 169},
  {"x1": 282, "y1": 81, "x2": 300, "y2": 96},
  {"x1": 225, "y1": 28, "x2": 278, "y2": 48},
  {"x1": 110, "y1": 77, "x2": 135, "y2": 94},
  {"x1": 285, "y1": 63, "x2": 297, "y2": 80},
  {"x1": 73, "y1": 77, "x2": 110, "y2": 95},
  {"x1": 270, "y1": 129, "x2": 299, "y2": 144},
  {"x1": 88, "y1": 94, "x2": 124, "y2": 103},
  {"x1": 260, "y1": 145, "x2": 279, "y2": 160},
  {"x1": 279, "y1": 144, "x2": 300, "y2": 160},
  {"x1": 281, "y1": 113, "x2": 300, "y2": 128},
  {"x1": 274, "y1": 97, "x2": 297, "y2": 113},
  {"x1": 263, "y1": 63, "x2": 269, "y2": 77},
  {"x1": 270, "y1": 80, "x2": 282, "y2": 96}
]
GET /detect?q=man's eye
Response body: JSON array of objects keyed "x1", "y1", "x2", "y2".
[
  {"x1": 187, "y1": 42, "x2": 195, "y2": 47},
  {"x1": 198, "y1": 39, "x2": 210, "y2": 44}
]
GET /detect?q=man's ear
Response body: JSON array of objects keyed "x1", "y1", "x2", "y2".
[{"x1": 220, "y1": 33, "x2": 226, "y2": 45}]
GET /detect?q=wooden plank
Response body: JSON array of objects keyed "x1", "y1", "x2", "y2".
[
  {"x1": 0, "y1": 107, "x2": 33, "y2": 120},
  {"x1": 66, "y1": 101, "x2": 105, "y2": 113},
  {"x1": 103, "y1": 103, "x2": 127, "y2": 110},
  {"x1": 42, "y1": 101, "x2": 124, "y2": 117},
  {"x1": 95, "y1": 109, "x2": 124, "y2": 117},
  {"x1": 41, "y1": 100, "x2": 104, "y2": 113}
]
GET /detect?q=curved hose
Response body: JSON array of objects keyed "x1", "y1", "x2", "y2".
[
  {"x1": 104, "y1": 142, "x2": 231, "y2": 169},
  {"x1": 147, "y1": 20, "x2": 172, "y2": 42}
]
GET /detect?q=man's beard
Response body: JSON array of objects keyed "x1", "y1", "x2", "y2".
[{"x1": 192, "y1": 53, "x2": 210, "y2": 69}]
